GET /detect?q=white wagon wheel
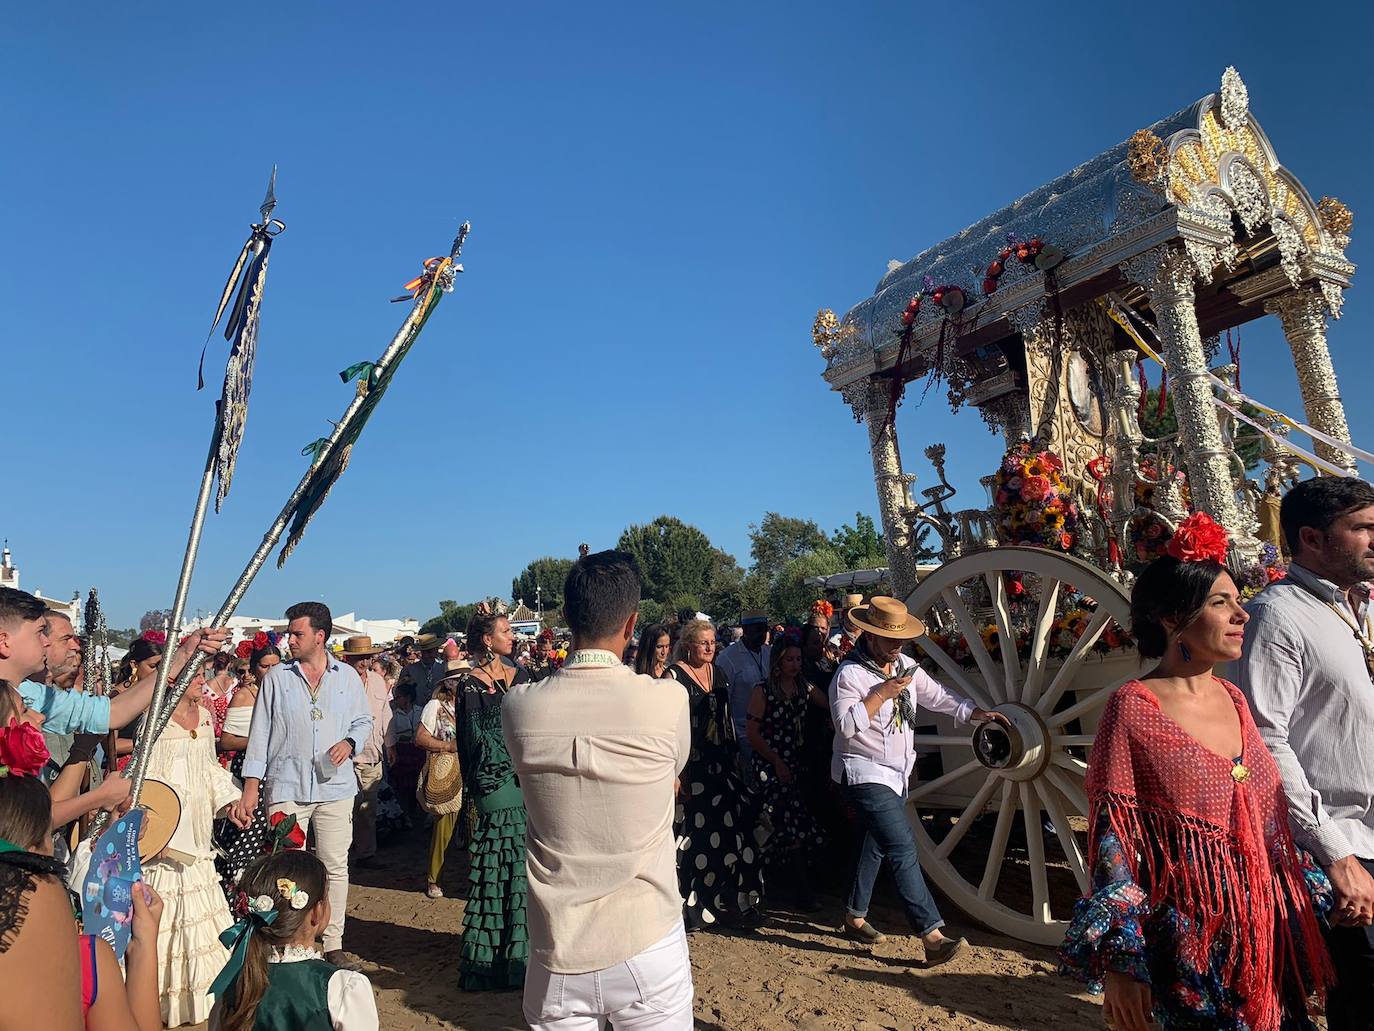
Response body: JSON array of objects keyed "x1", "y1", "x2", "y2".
[{"x1": 902, "y1": 546, "x2": 1141, "y2": 946}]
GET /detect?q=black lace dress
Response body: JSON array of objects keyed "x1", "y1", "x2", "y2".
[{"x1": 667, "y1": 662, "x2": 766, "y2": 929}]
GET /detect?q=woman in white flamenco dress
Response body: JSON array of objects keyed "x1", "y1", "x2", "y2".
[{"x1": 140, "y1": 674, "x2": 244, "y2": 1026}]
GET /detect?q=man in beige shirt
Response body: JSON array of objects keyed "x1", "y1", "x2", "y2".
[{"x1": 503, "y1": 549, "x2": 693, "y2": 1030}]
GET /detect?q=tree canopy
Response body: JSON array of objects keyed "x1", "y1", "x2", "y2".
[
  {"x1": 511, "y1": 556, "x2": 575, "y2": 612},
  {"x1": 617, "y1": 516, "x2": 717, "y2": 603}
]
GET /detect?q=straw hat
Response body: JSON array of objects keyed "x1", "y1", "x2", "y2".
[
  {"x1": 437, "y1": 658, "x2": 471, "y2": 681},
  {"x1": 340, "y1": 635, "x2": 382, "y2": 657},
  {"x1": 845, "y1": 596, "x2": 926, "y2": 640},
  {"x1": 414, "y1": 634, "x2": 443, "y2": 652},
  {"x1": 840, "y1": 593, "x2": 866, "y2": 633},
  {"x1": 137, "y1": 780, "x2": 183, "y2": 862}
]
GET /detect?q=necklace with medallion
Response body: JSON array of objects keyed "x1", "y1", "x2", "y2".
[
  {"x1": 302, "y1": 664, "x2": 327, "y2": 721},
  {"x1": 1292, "y1": 578, "x2": 1374, "y2": 681}
]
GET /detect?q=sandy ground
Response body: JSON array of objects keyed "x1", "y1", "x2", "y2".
[{"x1": 264, "y1": 820, "x2": 1108, "y2": 1031}]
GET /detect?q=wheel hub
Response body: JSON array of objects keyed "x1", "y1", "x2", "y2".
[{"x1": 972, "y1": 702, "x2": 1051, "y2": 781}]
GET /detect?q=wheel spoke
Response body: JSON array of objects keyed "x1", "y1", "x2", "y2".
[
  {"x1": 909, "y1": 758, "x2": 983, "y2": 803},
  {"x1": 985, "y1": 571, "x2": 1022, "y2": 701},
  {"x1": 1021, "y1": 782, "x2": 1051, "y2": 923},
  {"x1": 1020, "y1": 576, "x2": 1061, "y2": 704},
  {"x1": 1051, "y1": 734, "x2": 1096, "y2": 748},
  {"x1": 915, "y1": 635, "x2": 995, "y2": 710},
  {"x1": 1052, "y1": 753, "x2": 1089, "y2": 777},
  {"x1": 1047, "y1": 675, "x2": 1132, "y2": 729},
  {"x1": 1037, "y1": 781, "x2": 1089, "y2": 895},
  {"x1": 941, "y1": 587, "x2": 1004, "y2": 705},
  {"x1": 912, "y1": 735, "x2": 975, "y2": 748},
  {"x1": 1045, "y1": 765, "x2": 1089, "y2": 817},
  {"x1": 1035, "y1": 609, "x2": 1114, "y2": 715},
  {"x1": 934, "y1": 772, "x2": 1002, "y2": 860},
  {"x1": 978, "y1": 781, "x2": 1016, "y2": 901}
]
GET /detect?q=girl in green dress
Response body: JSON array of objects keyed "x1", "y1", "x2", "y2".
[{"x1": 455, "y1": 605, "x2": 529, "y2": 991}]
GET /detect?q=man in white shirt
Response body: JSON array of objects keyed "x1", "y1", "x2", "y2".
[
  {"x1": 341, "y1": 635, "x2": 394, "y2": 870},
  {"x1": 504, "y1": 550, "x2": 693, "y2": 1030},
  {"x1": 716, "y1": 609, "x2": 770, "y2": 755}
]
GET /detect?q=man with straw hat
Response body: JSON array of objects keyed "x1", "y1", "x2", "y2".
[
  {"x1": 340, "y1": 635, "x2": 392, "y2": 869},
  {"x1": 830, "y1": 596, "x2": 1008, "y2": 966}
]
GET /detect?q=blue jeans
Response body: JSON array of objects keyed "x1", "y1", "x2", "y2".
[{"x1": 843, "y1": 780, "x2": 945, "y2": 937}]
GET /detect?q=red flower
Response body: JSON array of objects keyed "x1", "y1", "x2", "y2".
[
  {"x1": 236, "y1": 640, "x2": 254, "y2": 659},
  {"x1": 269, "y1": 811, "x2": 306, "y2": 850},
  {"x1": 252, "y1": 631, "x2": 270, "y2": 649},
  {"x1": 1021, "y1": 474, "x2": 1053, "y2": 502},
  {"x1": 142, "y1": 629, "x2": 167, "y2": 646},
  {"x1": 1060, "y1": 532, "x2": 1074, "y2": 549},
  {"x1": 0, "y1": 720, "x2": 50, "y2": 777},
  {"x1": 988, "y1": 260, "x2": 1004, "y2": 277},
  {"x1": 983, "y1": 277, "x2": 999, "y2": 295},
  {"x1": 1164, "y1": 512, "x2": 1230, "y2": 564},
  {"x1": 999, "y1": 247, "x2": 1013, "y2": 260},
  {"x1": 932, "y1": 290, "x2": 944, "y2": 304},
  {"x1": 1265, "y1": 564, "x2": 1286, "y2": 583},
  {"x1": 901, "y1": 310, "x2": 915, "y2": 326}
]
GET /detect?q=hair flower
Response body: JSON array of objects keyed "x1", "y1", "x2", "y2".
[
  {"x1": 1164, "y1": 512, "x2": 1230, "y2": 564},
  {"x1": 0, "y1": 721, "x2": 51, "y2": 778},
  {"x1": 249, "y1": 894, "x2": 276, "y2": 915},
  {"x1": 289, "y1": 888, "x2": 310, "y2": 910}
]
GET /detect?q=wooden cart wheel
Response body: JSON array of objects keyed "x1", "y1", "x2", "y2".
[{"x1": 901, "y1": 546, "x2": 1140, "y2": 945}]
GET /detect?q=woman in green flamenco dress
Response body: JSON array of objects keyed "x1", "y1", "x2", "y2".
[{"x1": 454, "y1": 605, "x2": 528, "y2": 991}]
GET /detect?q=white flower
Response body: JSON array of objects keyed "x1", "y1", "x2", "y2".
[
  {"x1": 250, "y1": 894, "x2": 276, "y2": 915},
  {"x1": 289, "y1": 889, "x2": 310, "y2": 911}
]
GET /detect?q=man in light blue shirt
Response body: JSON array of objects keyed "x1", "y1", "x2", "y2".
[
  {"x1": 235, "y1": 601, "x2": 371, "y2": 969},
  {"x1": 2, "y1": 587, "x2": 225, "y2": 734}
]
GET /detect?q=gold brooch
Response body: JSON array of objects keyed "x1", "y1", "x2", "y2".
[{"x1": 1230, "y1": 763, "x2": 1250, "y2": 784}]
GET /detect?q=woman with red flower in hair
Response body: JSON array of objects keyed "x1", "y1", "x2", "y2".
[{"x1": 1060, "y1": 514, "x2": 1333, "y2": 1030}]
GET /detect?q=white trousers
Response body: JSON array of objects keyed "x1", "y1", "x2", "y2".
[
  {"x1": 270, "y1": 797, "x2": 353, "y2": 951},
  {"x1": 523, "y1": 922, "x2": 694, "y2": 1030}
]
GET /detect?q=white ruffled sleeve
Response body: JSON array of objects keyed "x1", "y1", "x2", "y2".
[{"x1": 327, "y1": 969, "x2": 380, "y2": 1031}]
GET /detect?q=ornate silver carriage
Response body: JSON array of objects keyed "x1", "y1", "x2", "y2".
[{"x1": 814, "y1": 68, "x2": 1358, "y2": 944}]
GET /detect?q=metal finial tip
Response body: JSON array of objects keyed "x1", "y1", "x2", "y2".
[{"x1": 260, "y1": 165, "x2": 279, "y2": 222}]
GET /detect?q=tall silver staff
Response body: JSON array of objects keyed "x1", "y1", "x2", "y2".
[
  {"x1": 124, "y1": 172, "x2": 285, "y2": 807},
  {"x1": 80, "y1": 589, "x2": 113, "y2": 698},
  {"x1": 123, "y1": 224, "x2": 470, "y2": 807}
]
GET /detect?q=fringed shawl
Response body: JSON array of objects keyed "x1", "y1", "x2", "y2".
[{"x1": 1087, "y1": 679, "x2": 1332, "y2": 1031}]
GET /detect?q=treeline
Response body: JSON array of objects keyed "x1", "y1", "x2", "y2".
[{"x1": 419, "y1": 511, "x2": 889, "y2": 636}]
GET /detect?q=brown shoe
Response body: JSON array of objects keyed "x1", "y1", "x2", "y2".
[
  {"x1": 841, "y1": 921, "x2": 887, "y2": 945},
  {"x1": 923, "y1": 936, "x2": 967, "y2": 967}
]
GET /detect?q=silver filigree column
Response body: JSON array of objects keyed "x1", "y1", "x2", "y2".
[
  {"x1": 1121, "y1": 246, "x2": 1255, "y2": 559},
  {"x1": 1263, "y1": 290, "x2": 1357, "y2": 474},
  {"x1": 858, "y1": 377, "x2": 920, "y2": 599}
]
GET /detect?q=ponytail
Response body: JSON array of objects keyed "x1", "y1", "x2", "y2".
[{"x1": 219, "y1": 933, "x2": 271, "y2": 1031}]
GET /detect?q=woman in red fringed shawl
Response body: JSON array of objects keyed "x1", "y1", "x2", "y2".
[{"x1": 1060, "y1": 514, "x2": 1333, "y2": 1031}]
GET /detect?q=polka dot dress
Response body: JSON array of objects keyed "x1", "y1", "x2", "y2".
[
  {"x1": 750, "y1": 678, "x2": 825, "y2": 861},
  {"x1": 669, "y1": 663, "x2": 766, "y2": 927}
]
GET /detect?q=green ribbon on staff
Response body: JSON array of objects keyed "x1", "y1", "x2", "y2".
[
  {"x1": 208, "y1": 908, "x2": 279, "y2": 999},
  {"x1": 300, "y1": 438, "x2": 331, "y2": 461},
  {"x1": 339, "y1": 360, "x2": 376, "y2": 385}
]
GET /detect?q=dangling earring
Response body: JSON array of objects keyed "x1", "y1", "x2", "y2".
[{"x1": 1178, "y1": 640, "x2": 1192, "y2": 662}]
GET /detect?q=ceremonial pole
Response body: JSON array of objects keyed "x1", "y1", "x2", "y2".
[
  {"x1": 136, "y1": 223, "x2": 470, "y2": 765},
  {"x1": 122, "y1": 172, "x2": 285, "y2": 810}
]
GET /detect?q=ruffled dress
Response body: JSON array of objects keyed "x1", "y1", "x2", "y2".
[
  {"x1": 142, "y1": 707, "x2": 241, "y2": 1026},
  {"x1": 750, "y1": 678, "x2": 825, "y2": 861},
  {"x1": 668, "y1": 662, "x2": 766, "y2": 928},
  {"x1": 213, "y1": 703, "x2": 272, "y2": 903},
  {"x1": 1059, "y1": 679, "x2": 1333, "y2": 1030},
  {"x1": 455, "y1": 672, "x2": 528, "y2": 991}
]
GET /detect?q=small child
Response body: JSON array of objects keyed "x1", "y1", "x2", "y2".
[{"x1": 208, "y1": 851, "x2": 379, "y2": 1031}]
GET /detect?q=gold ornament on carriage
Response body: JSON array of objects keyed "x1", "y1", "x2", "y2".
[
  {"x1": 1317, "y1": 196, "x2": 1353, "y2": 237},
  {"x1": 1127, "y1": 129, "x2": 1169, "y2": 184}
]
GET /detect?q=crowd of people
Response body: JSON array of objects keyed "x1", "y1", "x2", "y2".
[{"x1": 0, "y1": 475, "x2": 1370, "y2": 1029}]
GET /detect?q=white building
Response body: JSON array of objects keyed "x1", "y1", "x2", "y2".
[
  {"x1": 177, "y1": 611, "x2": 421, "y2": 650},
  {"x1": 1, "y1": 542, "x2": 80, "y2": 623}
]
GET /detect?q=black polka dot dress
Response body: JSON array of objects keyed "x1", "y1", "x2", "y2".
[
  {"x1": 750, "y1": 678, "x2": 826, "y2": 861},
  {"x1": 668, "y1": 662, "x2": 766, "y2": 928}
]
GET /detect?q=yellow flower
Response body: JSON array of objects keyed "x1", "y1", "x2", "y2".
[{"x1": 277, "y1": 878, "x2": 297, "y2": 900}]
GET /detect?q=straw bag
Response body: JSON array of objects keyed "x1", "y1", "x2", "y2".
[{"x1": 418, "y1": 749, "x2": 464, "y2": 815}]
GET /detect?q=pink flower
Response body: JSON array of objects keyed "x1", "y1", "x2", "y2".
[{"x1": 1021, "y1": 475, "x2": 1053, "y2": 502}]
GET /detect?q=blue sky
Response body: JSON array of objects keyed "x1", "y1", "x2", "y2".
[{"x1": 2, "y1": 2, "x2": 1370, "y2": 627}]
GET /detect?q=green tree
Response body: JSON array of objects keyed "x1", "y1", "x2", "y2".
[
  {"x1": 699, "y1": 549, "x2": 747, "y2": 621},
  {"x1": 617, "y1": 516, "x2": 717, "y2": 602},
  {"x1": 748, "y1": 513, "x2": 828, "y2": 585},
  {"x1": 768, "y1": 546, "x2": 847, "y2": 623},
  {"x1": 420, "y1": 599, "x2": 480, "y2": 638},
  {"x1": 830, "y1": 512, "x2": 887, "y2": 570},
  {"x1": 1139, "y1": 387, "x2": 1262, "y2": 471},
  {"x1": 511, "y1": 556, "x2": 575, "y2": 611}
]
